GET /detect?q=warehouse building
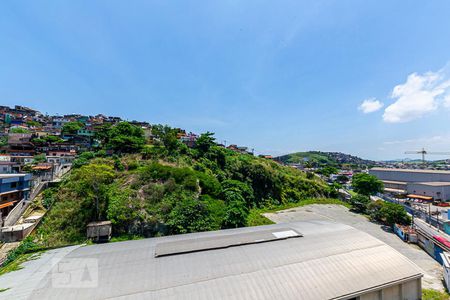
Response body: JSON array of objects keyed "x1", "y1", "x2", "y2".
[
  {"x1": 369, "y1": 168, "x2": 450, "y2": 201},
  {"x1": 27, "y1": 221, "x2": 423, "y2": 300}
]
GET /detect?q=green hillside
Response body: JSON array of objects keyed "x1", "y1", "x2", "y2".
[
  {"x1": 276, "y1": 151, "x2": 375, "y2": 168},
  {"x1": 34, "y1": 124, "x2": 334, "y2": 248}
]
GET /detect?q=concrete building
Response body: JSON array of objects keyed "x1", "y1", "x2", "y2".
[
  {"x1": 440, "y1": 252, "x2": 450, "y2": 292},
  {"x1": 28, "y1": 221, "x2": 422, "y2": 300},
  {"x1": 0, "y1": 174, "x2": 31, "y2": 224},
  {"x1": 370, "y1": 168, "x2": 450, "y2": 201},
  {"x1": 0, "y1": 161, "x2": 14, "y2": 174}
]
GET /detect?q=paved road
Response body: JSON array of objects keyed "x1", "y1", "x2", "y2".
[{"x1": 264, "y1": 204, "x2": 444, "y2": 291}]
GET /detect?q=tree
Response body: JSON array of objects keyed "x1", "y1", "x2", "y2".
[
  {"x1": 33, "y1": 154, "x2": 46, "y2": 163},
  {"x1": 107, "y1": 185, "x2": 139, "y2": 234},
  {"x1": 94, "y1": 123, "x2": 113, "y2": 146},
  {"x1": 62, "y1": 121, "x2": 84, "y2": 135},
  {"x1": 32, "y1": 135, "x2": 64, "y2": 145},
  {"x1": 72, "y1": 151, "x2": 96, "y2": 169},
  {"x1": 70, "y1": 163, "x2": 116, "y2": 221},
  {"x1": 150, "y1": 124, "x2": 180, "y2": 154},
  {"x1": 379, "y1": 202, "x2": 411, "y2": 226},
  {"x1": 336, "y1": 174, "x2": 349, "y2": 184},
  {"x1": 9, "y1": 127, "x2": 30, "y2": 134},
  {"x1": 166, "y1": 196, "x2": 213, "y2": 234},
  {"x1": 107, "y1": 122, "x2": 146, "y2": 154},
  {"x1": 221, "y1": 179, "x2": 254, "y2": 207},
  {"x1": 349, "y1": 194, "x2": 370, "y2": 213},
  {"x1": 195, "y1": 132, "x2": 216, "y2": 155},
  {"x1": 352, "y1": 173, "x2": 383, "y2": 196},
  {"x1": 222, "y1": 190, "x2": 248, "y2": 228},
  {"x1": 0, "y1": 136, "x2": 7, "y2": 147},
  {"x1": 367, "y1": 200, "x2": 384, "y2": 222},
  {"x1": 27, "y1": 120, "x2": 41, "y2": 127},
  {"x1": 318, "y1": 166, "x2": 338, "y2": 177}
]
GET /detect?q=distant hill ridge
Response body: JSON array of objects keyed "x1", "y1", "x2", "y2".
[{"x1": 276, "y1": 151, "x2": 376, "y2": 167}]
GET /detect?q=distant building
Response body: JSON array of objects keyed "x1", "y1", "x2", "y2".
[
  {"x1": 227, "y1": 144, "x2": 253, "y2": 155},
  {"x1": 180, "y1": 132, "x2": 198, "y2": 148},
  {"x1": 52, "y1": 117, "x2": 70, "y2": 129},
  {"x1": 369, "y1": 168, "x2": 450, "y2": 201},
  {"x1": 0, "y1": 162, "x2": 14, "y2": 174},
  {"x1": 7, "y1": 133, "x2": 35, "y2": 156},
  {"x1": 76, "y1": 129, "x2": 95, "y2": 137}
]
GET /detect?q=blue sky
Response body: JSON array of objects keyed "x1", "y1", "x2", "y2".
[{"x1": 1, "y1": 1, "x2": 450, "y2": 160}]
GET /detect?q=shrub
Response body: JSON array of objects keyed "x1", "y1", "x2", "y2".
[{"x1": 349, "y1": 194, "x2": 370, "y2": 213}]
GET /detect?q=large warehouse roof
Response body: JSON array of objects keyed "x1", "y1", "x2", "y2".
[
  {"x1": 30, "y1": 221, "x2": 422, "y2": 300},
  {"x1": 371, "y1": 167, "x2": 450, "y2": 175}
]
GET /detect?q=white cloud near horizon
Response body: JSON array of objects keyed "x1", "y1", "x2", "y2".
[
  {"x1": 382, "y1": 64, "x2": 450, "y2": 123},
  {"x1": 358, "y1": 98, "x2": 384, "y2": 114},
  {"x1": 383, "y1": 135, "x2": 448, "y2": 145}
]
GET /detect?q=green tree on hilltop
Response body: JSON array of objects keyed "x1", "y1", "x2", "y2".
[
  {"x1": 107, "y1": 122, "x2": 146, "y2": 154},
  {"x1": 195, "y1": 132, "x2": 215, "y2": 155},
  {"x1": 151, "y1": 125, "x2": 180, "y2": 154}
]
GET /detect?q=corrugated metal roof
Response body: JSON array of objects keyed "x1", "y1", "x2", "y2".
[
  {"x1": 371, "y1": 167, "x2": 450, "y2": 175},
  {"x1": 155, "y1": 228, "x2": 302, "y2": 257},
  {"x1": 31, "y1": 221, "x2": 423, "y2": 300}
]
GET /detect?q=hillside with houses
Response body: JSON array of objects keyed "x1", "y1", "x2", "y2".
[{"x1": 0, "y1": 105, "x2": 334, "y2": 249}]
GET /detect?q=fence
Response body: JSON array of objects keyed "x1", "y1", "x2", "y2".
[{"x1": 379, "y1": 194, "x2": 444, "y2": 229}]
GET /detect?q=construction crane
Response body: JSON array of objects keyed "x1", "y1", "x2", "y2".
[{"x1": 404, "y1": 148, "x2": 450, "y2": 164}]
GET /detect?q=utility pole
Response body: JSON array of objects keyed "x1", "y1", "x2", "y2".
[
  {"x1": 428, "y1": 203, "x2": 431, "y2": 227},
  {"x1": 437, "y1": 210, "x2": 439, "y2": 231}
]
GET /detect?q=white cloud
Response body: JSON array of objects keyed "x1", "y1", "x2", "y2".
[
  {"x1": 382, "y1": 64, "x2": 450, "y2": 123},
  {"x1": 383, "y1": 135, "x2": 446, "y2": 145},
  {"x1": 444, "y1": 94, "x2": 450, "y2": 108},
  {"x1": 358, "y1": 98, "x2": 384, "y2": 114}
]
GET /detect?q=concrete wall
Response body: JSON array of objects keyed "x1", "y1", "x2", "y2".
[
  {"x1": 358, "y1": 278, "x2": 421, "y2": 300},
  {"x1": 383, "y1": 181, "x2": 407, "y2": 191},
  {"x1": 0, "y1": 223, "x2": 35, "y2": 242},
  {"x1": 407, "y1": 183, "x2": 450, "y2": 201}
]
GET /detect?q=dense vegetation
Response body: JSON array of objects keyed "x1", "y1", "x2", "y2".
[
  {"x1": 349, "y1": 194, "x2": 411, "y2": 226},
  {"x1": 35, "y1": 122, "x2": 335, "y2": 248}
]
